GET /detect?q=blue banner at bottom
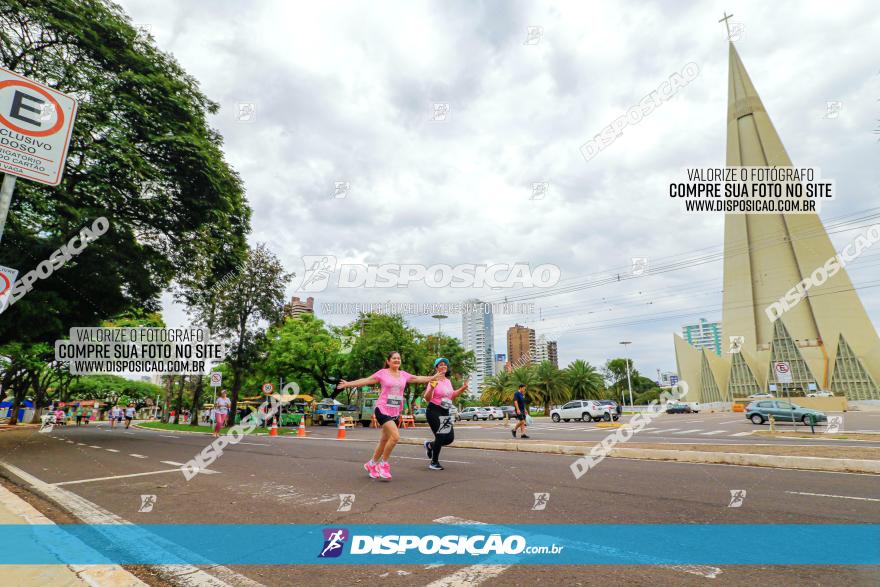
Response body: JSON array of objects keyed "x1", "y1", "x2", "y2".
[{"x1": 0, "y1": 524, "x2": 877, "y2": 565}]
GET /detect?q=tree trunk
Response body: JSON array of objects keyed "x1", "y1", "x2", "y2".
[
  {"x1": 229, "y1": 361, "x2": 242, "y2": 428},
  {"x1": 544, "y1": 401, "x2": 550, "y2": 416},
  {"x1": 173, "y1": 376, "x2": 186, "y2": 424},
  {"x1": 189, "y1": 375, "x2": 204, "y2": 426}
]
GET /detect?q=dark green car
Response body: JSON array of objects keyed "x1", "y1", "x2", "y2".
[{"x1": 745, "y1": 400, "x2": 827, "y2": 425}]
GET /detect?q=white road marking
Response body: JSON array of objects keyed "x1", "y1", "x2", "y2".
[
  {"x1": 76, "y1": 442, "x2": 86, "y2": 446},
  {"x1": 66, "y1": 440, "x2": 75, "y2": 444},
  {"x1": 129, "y1": 453, "x2": 148, "y2": 459},
  {"x1": 730, "y1": 431, "x2": 753, "y2": 437},
  {"x1": 161, "y1": 460, "x2": 186, "y2": 467},
  {"x1": 786, "y1": 491, "x2": 880, "y2": 502},
  {"x1": 654, "y1": 428, "x2": 679, "y2": 433},
  {"x1": 235, "y1": 442, "x2": 269, "y2": 446},
  {"x1": 123, "y1": 431, "x2": 135, "y2": 435},
  {"x1": 395, "y1": 456, "x2": 471, "y2": 464},
  {"x1": 88, "y1": 445, "x2": 102, "y2": 449},
  {"x1": 719, "y1": 420, "x2": 744, "y2": 424},
  {"x1": 160, "y1": 434, "x2": 179, "y2": 438},
  {"x1": 52, "y1": 468, "x2": 219, "y2": 486},
  {"x1": 699, "y1": 430, "x2": 725, "y2": 435},
  {"x1": 429, "y1": 516, "x2": 508, "y2": 586},
  {"x1": 0, "y1": 462, "x2": 259, "y2": 587},
  {"x1": 105, "y1": 449, "x2": 119, "y2": 453},
  {"x1": 673, "y1": 429, "x2": 704, "y2": 435}
]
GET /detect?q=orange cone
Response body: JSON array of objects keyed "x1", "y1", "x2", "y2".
[
  {"x1": 269, "y1": 421, "x2": 278, "y2": 437},
  {"x1": 336, "y1": 417, "x2": 346, "y2": 440},
  {"x1": 297, "y1": 416, "x2": 306, "y2": 437}
]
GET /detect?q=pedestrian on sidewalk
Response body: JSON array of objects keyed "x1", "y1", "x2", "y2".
[
  {"x1": 109, "y1": 405, "x2": 120, "y2": 428},
  {"x1": 512, "y1": 384, "x2": 530, "y2": 439},
  {"x1": 422, "y1": 358, "x2": 468, "y2": 471},
  {"x1": 337, "y1": 351, "x2": 441, "y2": 481},
  {"x1": 75, "y1": 409, "x2": 83, "y2": 426},
  {"x1": 213, "y1": 390, "x2": 230, "y2": 437}
]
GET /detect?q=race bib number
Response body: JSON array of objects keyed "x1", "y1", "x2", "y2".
[
  {"x1": 440, "y1": 398, "x2": 452, "y2": 410},
  {"x1": 386, "y1": 394, "x2": 403, "y2": 407}
]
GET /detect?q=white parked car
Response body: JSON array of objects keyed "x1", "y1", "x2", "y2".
[
  {"x1": 551, "y1": 400, "x2": 615, "y2": 423},
  {"x1": 459, "y1": 407, "x2": 492, "y2": 421},
  {"x1": 482, "y1": 406, "x2": 504, "y2": 420},
  {"x1": 806, "y1": 391, "x2": 834, "y2": 398},
  {"x1": 747, "y1": 393, "x2": 774, "y2": 399}
]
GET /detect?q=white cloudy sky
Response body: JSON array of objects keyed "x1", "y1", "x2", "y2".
[{"x1": 116, "y1": 0, "x2": 880, "y2": 380}]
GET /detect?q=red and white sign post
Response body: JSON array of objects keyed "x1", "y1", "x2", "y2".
[{"x1": 0, "y1": 66, "x2": 78, "y2": 242}]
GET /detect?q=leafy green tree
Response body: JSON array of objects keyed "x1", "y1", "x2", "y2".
[
  {"x1": 218, "y1": 244, "x2": 293, "y2": 424},
  {"x1": 261, "y1": 314, "x2": 344, "y2": 399},
  {"x1": 0, "y1": 343, "x2": 52, "y2": 424},
  {"x1": 480, "y1": 370, "x2": 512, "y2": 405},
  {"x1": 0, "y1": 0, "x2": 250, "y2": 346},
  {"x1": 509, "y1": 366, "x2": 539, "y2": 408},
  {"x1": 564, "y1": 359, "x2": 605, "y2": 401}
]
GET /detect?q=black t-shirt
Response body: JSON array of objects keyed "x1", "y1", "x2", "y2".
[{"x1": 514, "y1": 391, "x2": 525, "y2": 412}]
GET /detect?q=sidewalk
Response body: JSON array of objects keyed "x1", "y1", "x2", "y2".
[{"x1": 0, "y1": 482, "x2": 146, "y2": 586}]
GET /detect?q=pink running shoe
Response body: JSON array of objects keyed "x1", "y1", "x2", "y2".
[
  {"x1": 377, "y1": 461, "x2": 392, "y2": 481},
  {"x1": 364, "y1": 460, "x2": 379, "y2": 479}
]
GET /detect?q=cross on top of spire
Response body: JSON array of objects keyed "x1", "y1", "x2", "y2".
[{"x1": 718, "y1": 12, "x2": 735, "y2": 40}]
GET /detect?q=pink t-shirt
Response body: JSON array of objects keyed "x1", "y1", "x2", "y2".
[
  {"x1": 372, "y1": 368, "x2": 412, "y2": 417},
  {"x1": 427, "y1": 378, "x2": 455, "y2": 409}
]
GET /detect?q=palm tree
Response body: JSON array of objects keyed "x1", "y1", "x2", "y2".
[
  {"x1": 564, "y1": 359, "x2": 604, "y2": 401},
  {"x1": 533, "y1": 361, "x2": 570, "y2": 415},
  {"x1": 480, "y1": 371, "x2": 512, "y2": 404}
]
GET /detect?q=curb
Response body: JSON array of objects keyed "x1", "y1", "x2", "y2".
[
  {"x1": 397, "y1": 438, "x2": 880, "y2": 474},
  {"x1": 0, "y1": 482, "x2": 147, "y2": 586}
]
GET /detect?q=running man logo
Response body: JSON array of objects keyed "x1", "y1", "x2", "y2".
[
  {"x1": 729, "y1": 336, "x2": 744, "y2": 354},
  {"x1": 138, "y1": 494, "x2": 157, "y2": 513},
  {"x1": 337, "y1": 494, "x2": 355, "y2": 512},
  {"x1": 319, "y1": 528, "x2": 349, "y2": 558},
  {"x1": 300, "y1": 255, "x2": 337, "y2": 292},
  {"x1": 531, "y1": 492, "x2": 550, "y2": 511},
  {"x1": 728, "y1": 490, "x2": 747, "y2": 508},
  {"x1": 826, "y1": 415, "x2": 844, "y2": 433},
  {"x1": 436, "y1": 416, "x2": 453, "y2": 435}
]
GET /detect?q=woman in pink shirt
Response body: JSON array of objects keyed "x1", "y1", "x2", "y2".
[
  {"x1": 338, "y1": 351, "x2": 439, "y2": 480},
  {"x1": 422, "y1": 358, "x2": 468, "y2": 471}
]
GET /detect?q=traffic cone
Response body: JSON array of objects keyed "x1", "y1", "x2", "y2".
[
  {"x1": 297, "y1": 417, "x2": 306, "y2": 437},
  {"x1": 269, "y1": 420, "x2": 278, "y2": 437},
  {"x1": 336, "y1": 417, "x2": 346, "y2": 440}
]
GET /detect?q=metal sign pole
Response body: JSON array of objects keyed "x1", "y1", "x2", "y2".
[{"x1": 0, "y1": 174, "x2": 17, "y2": 243}]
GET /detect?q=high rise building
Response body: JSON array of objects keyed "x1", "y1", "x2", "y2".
[
  {"x1": 284, "y1": 296, "x2": 314, "y2": 318},
  {"x1": 494, "y1": 353, "x2": 507, "y2": 375},
  {"x1": 674, "y1": 42, "x2": 880, "y2": 402},
  {"x1": 461, "y1": 299, "x2": 494, "y2": 395},
  {"x1": 681, "y1": 318, "x2": 722, "y2": 356},
  {"x1": 547, "y1": 340, "x2": 558, "y2": 368},
  {"x1": 534, "y1": 334, "x2": 549, "y2": 363},
  {"x1": 507, "y1": 324, "x2": 536, "y2": 366}
]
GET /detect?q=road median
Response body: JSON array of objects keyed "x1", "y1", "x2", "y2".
[{"x1": 397, "y1": 438, "x2": 880, "y2": 474}]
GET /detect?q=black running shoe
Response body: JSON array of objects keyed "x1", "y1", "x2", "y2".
[
  {"x1": 428, "y1": 462, "x2": 444, "y2": 470},
  {"x1": 424, "y1": 440, "x2": 433, "y2": 460},
  {"x1": 511, "y1": 429, "x2": 517, "y2": 438},
  {"x1": 520, "y1": 434, "x2": 530, "y2": 439}
]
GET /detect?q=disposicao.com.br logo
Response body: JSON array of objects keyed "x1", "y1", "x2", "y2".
[{"x1": 318, "y1": 528, "x2": 563, "y2": 557}]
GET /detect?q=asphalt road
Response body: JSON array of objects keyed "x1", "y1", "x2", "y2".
[{"x1": 1, "y1": 423, "x2": 878, "y2": 586}]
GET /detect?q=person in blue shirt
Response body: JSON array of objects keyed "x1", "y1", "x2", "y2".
[{"x1": 512, "y1": 384, "x2": 530, "y2": 439}]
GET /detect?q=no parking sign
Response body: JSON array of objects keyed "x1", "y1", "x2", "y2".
[
  {"x1": 210, "y1": 372, "x2": 222, "y2": 387},
  {"x1": 0, "y1": 66, "x2": 77, "y2": 186},
  {"x1": 773, "y1": 361, "x2": 792, "y2": 384},
  {"x1": 0, "y1": 265, "x2": 17, "y2": 312}
]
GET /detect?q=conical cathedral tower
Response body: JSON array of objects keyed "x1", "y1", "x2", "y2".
[{"x1": 674, "y1": 43, "x2": 880, "y2": 402}]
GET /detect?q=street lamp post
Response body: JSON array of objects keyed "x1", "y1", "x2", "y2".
[
  {"x1": 431, "y1": 314, "x2": 448, "y2": 355},
  {"x1": 619, "y1": 341, "x2": 634, "y2": 409}
]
